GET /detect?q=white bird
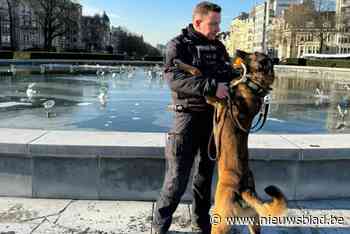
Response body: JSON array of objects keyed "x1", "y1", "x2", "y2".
[
  {"x1": 42, "y1": 100, "x2": 55, "y2": 117},
  {"x1": 96, "y1": 70, "x2": 105, "y2": 79},
  {"x1": 26, "y1": 83, "x2": 37, "y2": 100},
  {"x1": 28, "y1": 82, "x2": 36, "y2": 89},
  {"x1": 314, "y1": 88, "x2": 322, "y2": 97},
  {"x1": 99, "y1": 92, "x2": 108, "y2": 106},
  {"x1": 337, "y1": 104, "x2": 348, "y2": 121},
  {"x1": 127, "y1": 72, "x2": 134, "y2": 79},
  {"x1": 314, "y1": 88, "x2": 329, "y2": 99},
  {"x1": 43, "y1": 100, "x2": 55, "y2": 109},
  {"x1": 336, "y1": 122, "x2": 346, "y2": 130},
  {"x1": 344, "y1": 84, "x2": 350, "y2": 91},
  {"x1": 98, "y1": 87, "x2": 108, "y2": 106}
]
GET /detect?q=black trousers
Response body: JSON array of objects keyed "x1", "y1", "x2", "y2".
[{"x1": 153, "y1": 110, "x2": 215, "y2": 233}]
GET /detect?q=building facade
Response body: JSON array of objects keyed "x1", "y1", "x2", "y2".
[
  {"x1": 336, "y1": 0, "x2": 350, "y2": 53},
  {"x1": 267, "y1": 0, "x2": 304, "y2": 17},
  {"x1": 224, "y1": 12, "x2": 254, "y2": 56},
  {"x1": 81, "y1": 12, "x2": 111, "y2": 52},
  {"x1": 253, "y1": 2, "x2": 268, "y2": 52},
  {"x1": 0, "y1": 0, "x2": 42, "y2": 50},
  {"x1": 0, "y1": 0, "x2": 83, "y2": 51},
  {"x1": 224, "y1": 0, "x2": 343, "y2": 58},
  {"x1": 273, "y1": 11, "x2": 337, "y2": 59},
  {"x1": 54, "y1": 1, "x2": 83, "y2": 51}
]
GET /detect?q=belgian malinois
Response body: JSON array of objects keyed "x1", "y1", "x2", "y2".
[{"x1": 174, "y1": 50, "x2": 287, "y2": 234}]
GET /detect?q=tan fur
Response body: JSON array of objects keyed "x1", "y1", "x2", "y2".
[
  {"x1": 174, "y1": 59, "x2": 202, "y2": 76},
  {"x1": 241, "y1": 189, "x2": 287, "y2": 217},
  {"x1": 173, "y1": 52, "x2": 287, "y2": 234}
]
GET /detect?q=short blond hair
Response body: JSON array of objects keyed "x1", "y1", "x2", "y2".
[{"x1": 192, "y1": 1, "x2": 221, "y2": 20}]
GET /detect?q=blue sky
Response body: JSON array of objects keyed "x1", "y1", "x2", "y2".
[{"x1": 80, "y1": 0, "x2": 263, "y2": 46}]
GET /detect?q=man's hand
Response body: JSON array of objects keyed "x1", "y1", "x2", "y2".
[{"x1": 215, "y1": 82, "x2": 229, "y2": 99}]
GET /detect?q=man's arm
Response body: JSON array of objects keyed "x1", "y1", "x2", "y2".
[
  {"x1": 172, "y1": 59, "x2": 229, "y2": 99},
  {"x1": 164, "y1": 40, "x2": 217, "y2": 97}
]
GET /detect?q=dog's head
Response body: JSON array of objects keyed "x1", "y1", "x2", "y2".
[
  {"x1": 210, "y1": 50, "x2": 275, "y2": 132},
  {"x1": 233, "y1": 50, "x2": 275, "y2": 89}
]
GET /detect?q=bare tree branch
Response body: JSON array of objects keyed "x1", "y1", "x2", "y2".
[{"x1": 26, "y1": 0, "x2": 79, "y2": 50}]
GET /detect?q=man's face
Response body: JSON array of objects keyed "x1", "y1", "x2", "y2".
[{"x1": 194, "y1": 11, "x2": 221, "y2": 40}]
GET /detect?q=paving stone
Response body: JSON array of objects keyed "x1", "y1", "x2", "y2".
[
  {"x1": 55, "y1": 200, "x2": 152, "y2": 233},
  {"x1": 167, "y1": 203, "x2": 191, "y2": 233}
]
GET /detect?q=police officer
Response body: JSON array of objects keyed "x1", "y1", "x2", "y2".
[{"x1": 153, "y1": 2, "x2": 235, "y2": 234}]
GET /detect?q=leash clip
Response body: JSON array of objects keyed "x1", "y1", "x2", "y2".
[{"x1": 264, "y1": 94, "x2": 271, "y2": 104}]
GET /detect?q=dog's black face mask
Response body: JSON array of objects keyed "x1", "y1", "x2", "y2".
[
  {"x1": 234, "y1": 50, "x2": 275, "y2": 90},
  {"x1": 226, "y1": 50, "x2": 275, "y2": 125}
]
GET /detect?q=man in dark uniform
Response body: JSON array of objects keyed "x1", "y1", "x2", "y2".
[{"x1": 152, "y1": 2, "x2": 235, "y2": 234}]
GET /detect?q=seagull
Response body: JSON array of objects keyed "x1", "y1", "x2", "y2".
[
  {"x1": 98, "y1": 87, "x2": 108, "y2": 106},
  {"x1": 96, "y1": 70, "x2": 105, "y2": 79},
  {"x1": 314, "y1": 88, "x2": 329, "y2": 99},
  {"x1": 127, "y1": 72, "x2": 134, "y2": 79},
  {"x1": 42, "y1": 100, "x2": 55, "y2": 118},
  {"x1": 99, "y1": 92, "x2": 107, "y2": 106},
  {"x1": 337, "y1": 104, "x2": 348, "y2": 121},
  {"x1": 26, "y1": 83, "x2": 37, "y2": 100}
]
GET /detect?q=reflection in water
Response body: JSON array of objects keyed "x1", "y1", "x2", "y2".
[
  {"x1": 270, "y1": 75, "x2": 350, "y2": 133},
  {"x1": 0, "y1": 69, "x2": 349, "y2": 133}
]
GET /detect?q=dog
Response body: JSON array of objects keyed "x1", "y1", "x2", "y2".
[{"x1": 174, "y1": 50, "x2": 287, "y2": 234}]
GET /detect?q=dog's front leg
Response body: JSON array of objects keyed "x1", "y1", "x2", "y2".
[
  {"x1": 211, "y1": 183, "x2": 234, "y2": 234},
  {"x1": 248, "y1": 216, "x2": 261, "y2": 234},
  {"x1": 211, "y1": 171, "x2": 240, "y2": 234}
]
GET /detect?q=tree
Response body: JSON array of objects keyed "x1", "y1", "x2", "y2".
[
  {"x1": 284, "y1": 0, "x2": 336, "y2": 53},
  {"x1": 110, "y1": 26, "x2": 161, "y2": 57},
  {"x1": 0, "y1": 4, "x2": 3, "y2": 48},
  {"x1": 284, "y1": 3, "x2": 314, "y2": 28},
  {"x1": 28, "y1": 0, "x2": 78, "y2": 50},
  {"x1": 311, "y1": 0, "x2": 336, "y2": 53},
  {"x1": 5, "y1": 0, "x2": 21, "y2": 50}
]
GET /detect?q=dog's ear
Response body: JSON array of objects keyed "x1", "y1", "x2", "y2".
[
  {"x1": 233, "y1": 50, "x2": 251, "y2": 70},
  {"x1": 254, "y1": 52, "x2": 274, "y2": 75},
  {"x1": 235, "y1": 50, "x2": 250, "y2": 60}
]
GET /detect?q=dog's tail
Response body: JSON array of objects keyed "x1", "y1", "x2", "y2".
[{"x1": 241, "y1": 185, "x2": 287, "y2": 217}]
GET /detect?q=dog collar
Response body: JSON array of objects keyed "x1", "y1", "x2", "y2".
[{"x1": 246, "y1": 79, "x2": 272, "y2": 97}]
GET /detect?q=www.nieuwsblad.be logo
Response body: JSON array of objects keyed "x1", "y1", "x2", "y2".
[{"x1": 210, "y1": 214, "x2": 345, "y2": 226}]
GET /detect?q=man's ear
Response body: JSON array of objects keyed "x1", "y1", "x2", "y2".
[{"x1": 194, "y1": 18, "x2": 202, "y2": 28}]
